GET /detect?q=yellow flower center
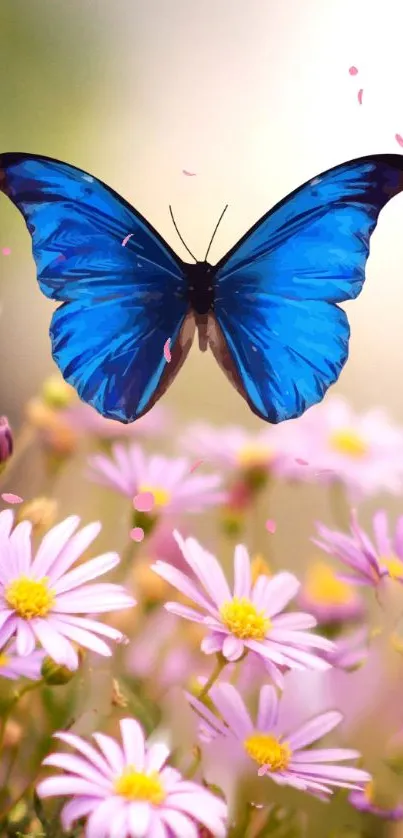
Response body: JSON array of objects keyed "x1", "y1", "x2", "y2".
[
  {"x1": 5, "y1": 576, "x2": 55, "y2": 620},
  {"x1": 329, "y1": 429, "x2": 367, "y2": 458},
  {"x1": 237, "y1": 443, "x2": 273, "y2": 469},
  {"x1": 381, "y1": 555, "x2": 403, "y2": 580},
  {"x1": 219, "y1": 597, "x2": 270, "y2": 640},
  {"x1": 244, "y1": 732, "x2": 291, "y2": 771},
  {"x1": 138, "y1": 484, "x2": 171, "y2": 508},
  {"x1": 305, "y1": 562, "x2": 355, "y2": 605},
  {"x1": 114, "y1": 767, "x2": 166, "y2": 804},
  {"x1": 0, "y1": 653, "x2": 9, "y2": 667}
]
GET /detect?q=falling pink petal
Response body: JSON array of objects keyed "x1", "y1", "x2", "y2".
[
  {"x1": 315, "y1": 468, "x2": 334, "y2": 476},
  {"x1": 295, "y1": 458, "x2": 309, "y2": 466},
  {"x1": 357, "y1": 88, "x2": 363, "y2": 105},
  {"x1": 133, "y1": 491, "x2": 154, "y2": 513},
  {"x1": 396, "y1": 134, "x2": 403, "y2": 148},
  {"x1": 182, "y1": 170, "x2": 196, "y2": 176},
  {"x1": 349, "y1": 66, "x2": 359, "y2": 76},
  {"x1": 130, "y1": 527, "x2": 144, "y2": 543},
  {"x1": 265, "y1": 518, "x2": 276, "y2": 534},
  {"x1": 122, "y1": 233, "x2": 134, "y2": 247},
  {"x1": 2, "y1": 493, "x2": 23, "y2": 504},
  {"x1": 189, "y1": 459, "x2": 204, "y2": 473},
  {"x1": 2, "y1": 247, "x2": 11, "y2": 256},
  {"x1": 163, "y1": 338, "x2": 172, "y2": 363}
]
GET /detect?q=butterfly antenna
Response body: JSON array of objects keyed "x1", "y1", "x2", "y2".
[
  {"x1": 204, "y1": 204, "x2": 228, "y2": 262},
  {"x1": 169, "y1": 206, "x2": 197, "y2": 262}
]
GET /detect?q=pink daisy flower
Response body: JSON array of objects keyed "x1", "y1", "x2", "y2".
[
  {"x1": 87, "y1": 444, "x2": 225, "y2": 514},
  {"x1": 298, "y1": 560, "x2": 365, "y2": 625},
  {"x1": 314, "y1": 510, "x2": 403, "y2": 588},
  {"x1": 37, "y1": 718, "x2": 228, "y2": 837},
  {"x1": 61, "y1": 402, "x2": 168, "y2": 442},
  {"x1": 187, "y1": 682, "x2": 370, "y2": 796},
  {"x1": 182, "y1": 422, "x2": 283, "y2": 482},
  {"x1": 152, "y1": 533, "x2": 334, "y2": 684},
  {"x1": 269, "y1": 396, "x2": 403, "y2": 497},
  {"x1": 349, "y1": 784, "x2": 403, "y2": 821},
  {"x1": 0, "y1": 509, "x2": 135, "y2": 670},
  {"x1": 0, "y1": 643, "x2": 45, "y2": 680}
]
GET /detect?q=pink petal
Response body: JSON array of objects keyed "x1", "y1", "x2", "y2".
[
  {"x1": 15, "y1": 620, "x2": 36, "y2": 656},
  {"x1": 131, "y1": 527, "x2": 144, "y2": 543},
  {"x1": 182, "y1": 170, "x2": 197, "y2": 176},
  {"x1": 396, "y1": 134, "x2": 403, "y2": 148},
  {"x1": 163, "y1": 339, "x2": 172, "y2": 363},
  {"x1": 61, "y1": 797, "x2": 99, "y2": 831},
  {"x1": 222, "y1": 634, "x2": 244, "y2": 661},
  {"x1": 1, "y1": 493, "x2": 23, "y2": 504},
  {"x1": 48, "y1": 522, "x2": 103, "y2": 582},
  {"x1": 260, "y1": 572, "x2": 300, "y2": 616},
  {"x1": 265, "y1": 518, "x2": 276, "y2": 534},
  {"x1": 128, "y1": 802, "x2": 151, "y2": 837},
  {"x1": 201, "y1": 632, "x2": 225, "y2": 654},
  {"x1": 162, "y1": 810, "x2": 198, "y2": 838},
  {"x1": 55, "y1": 732, "x2": 112, "y2": 777},
  {"x1": 37, "y1": 776, "x2": 106, "y2": 798},
  {"x1": 42, "y1": 753, "x2": 111, "y2": 788},
  {"x1": 166, "y1": 792, "x2": 227, "y2": 837},
  {"x1": 152, "y1": 560, "x2": 218, "y2": 615},
  {"x1": 165, "y1": 602, "x2": 206, "y2": 622},
  {"x1": 31, "y1": 619, "x2": 78, "y2": 669},
  {"x1": 53, "y1": 552, "x2": 120, "y2": 594},
  {"x1": 292, "y1": 748, "x2": 360, "y2": 763},
  {"x1": 1, "y1": 247, "x2": 11, "y2": 256},
  {"x1": 233, "y1": 544, "x2": 251, "y2": 598},
  {"x1": 92, "y1": 732, "x2": 125, "y2": 774},
  {"x1": 357, "y1": 88, "x2": 363, "y2": 104},
  {"x1": 133, "y1": 492, "x2": 154, "y2": 513},
  {"x1": 120, "y1": 718, "x2": 145, "y2": 770},
  {"x1": 288, "y1": 711, "x2": 342, "y2": 751},
  {"x1": 86, "y1": 798, "x2": 127, "y2": 838},
  {"x1": 189, "y1": 459, "x2": 204, "y2": 473},
  {"x1": 174, "y1": 532, "x2": 231, "y2": 606},
  {"x1": 31, "y1": 516, "x2": 81, "y2": 577},
  {"x1": 48, "y1": 617, "x2": 112, "y2": 657},
  {"x1": 145, "y1": 742, "x2": 170, "y2": 773},
  {"x1": 122, "y1": 233, "x2": 134, "y2": 247},
  {"x1": 257, "y1": 685, "x2": 278, "y2": 731},
  {"x1": 210, "y1": 682, "x2": 253, "y2": 736},
  {"x1": 349, "y1": 65, "x2": 359, "y2": 75}
]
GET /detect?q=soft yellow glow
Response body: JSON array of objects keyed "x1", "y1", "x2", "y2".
[
  {"x1": 381, "y1": 555, "x2": 403, "y2": 580},
  {"x1": 5, "y1": 576, "x2": 55, "y2": 620},
  {"x1": 304, "y1": 561, "x2": 355, "y2": 605},
  {"x1": 237, "y1": 443, "x2": 273, "y2": 469},
  {"x1": 329, "y1": 429, "x2": 367, "y2": 458},
  {"x1": 138, "y1": 484, "x2": 171, "y2": 507},
  {"x1": 114, "y1": 768, "x2": 165, "y2": 804},
  {"x1": 220, "y1": 597, "x2": 270, "y2": 639},
  {"x1": 244, "y1": 732, "x2": 291, "y2": 771}
]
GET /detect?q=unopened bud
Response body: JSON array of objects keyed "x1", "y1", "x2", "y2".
[
  {"x1": 41, "y1": 650, "x2": 84, "y2": 685},
  {"x1": 0, "y1": 416, "x2": 13, "y2": 469},
  {"x1": 41, "y1": 375, "x2": 75, "y2": 409}
]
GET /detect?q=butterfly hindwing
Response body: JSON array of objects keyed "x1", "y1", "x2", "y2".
[
  {"x1": 212, "y1": 155, "x2": 403, "y2": 422},
  {"x1": 0, "y1": 153, "x2": 189, "y2": 421}
]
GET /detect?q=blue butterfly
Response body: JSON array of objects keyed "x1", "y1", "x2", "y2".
[{"x1": 1, "y1": 153, "x2": 403, "y2": 423}]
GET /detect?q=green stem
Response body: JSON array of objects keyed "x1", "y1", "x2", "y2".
[
  {"x1": 0, "y1": 679, "x2": 44, "y2": 754},
  {"x1": 328, "y1": 480, "x2": 350, "y2": 530},
  {"x1": 197, "y1": 654, "x2": 227, "y2": 701}
]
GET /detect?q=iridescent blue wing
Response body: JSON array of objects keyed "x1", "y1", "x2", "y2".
[
  {"x1": 212, "y1": 155, "x2": 403, "y2": 422},
  {"x1": 0, "y1": 153, "x2": 191, "y2": 422}
]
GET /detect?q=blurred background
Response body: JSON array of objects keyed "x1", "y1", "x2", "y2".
[
  {"x1": 2, "y1": 2, "x2": 403, "y2": 834},
  {"x1": 2, "y1": 0, "x2": 403, "y2": 557}
]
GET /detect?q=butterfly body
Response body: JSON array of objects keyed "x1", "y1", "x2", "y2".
[{"x1": 1, "y1": 152, "x2": 403, "y2": 424}]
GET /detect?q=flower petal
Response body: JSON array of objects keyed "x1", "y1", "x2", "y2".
[
  {"x1": 233, "y1": 545, "x2": 251, "y2": 598},
  {"x1": 210, "y1": 682, "x2": 253, "y2": 737},
  {"x1": 257, "y1": 685, "x2": 279, "y2": 731},
  {"x1": 120, "y1": 718, "x2": 145, "y2": 771},
  {"x1": 288, "y1": 711, "x2": 342, "y2": 751}
]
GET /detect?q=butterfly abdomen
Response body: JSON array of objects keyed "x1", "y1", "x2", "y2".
[{"x1": 186, "y1": 261, "x2": 215, "y2": 315}]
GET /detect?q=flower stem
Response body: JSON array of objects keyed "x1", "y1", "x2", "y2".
[
  {"x1": 185, "y1": 745, "x2": 202, "y2": 779},
  {"x1": 0, "y1": 678, "x2": 44, "y2": 753},
  {"x1": 197, "y1": 654, "x2": 227, "y2": 701}
]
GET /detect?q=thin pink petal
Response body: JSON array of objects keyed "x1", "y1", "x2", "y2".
[{"x1": 288, "y1": 712, "x2": 342, "y2": 751}]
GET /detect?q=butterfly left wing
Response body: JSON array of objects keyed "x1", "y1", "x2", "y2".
[
  {"x1": 211, "y1": 154, "x2": 403, "y2": 422},
  {"x1": 0, "y1": 153, "x2": 191, "y2": 422}
]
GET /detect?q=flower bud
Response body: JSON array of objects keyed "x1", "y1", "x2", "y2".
[
  {"x1": 0, "y1": 416, "x2": 13, "y2": 470},
  {"x1": 41, "y1": 650, "x2": 84, "y2": 685}
]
